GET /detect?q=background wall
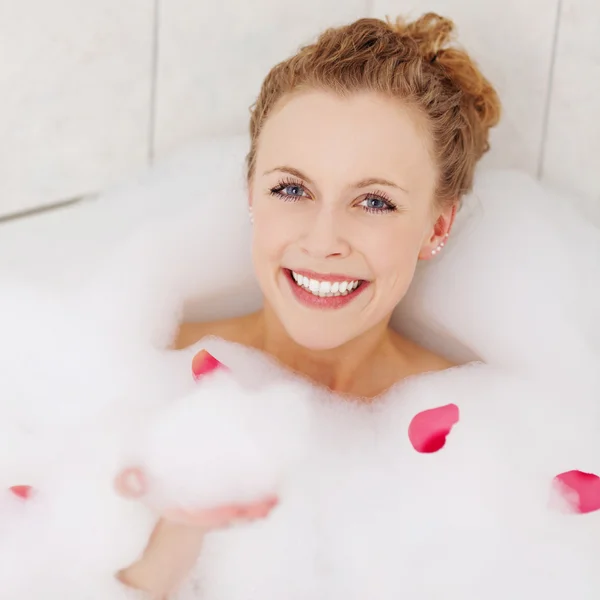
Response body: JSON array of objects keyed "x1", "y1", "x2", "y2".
[{"x1": 0, "y1": 0, "x2": 598, "y2": 222}]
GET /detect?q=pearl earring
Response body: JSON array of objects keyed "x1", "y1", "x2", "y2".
[
  {"x1": 431, "y1": 233, "x2": 449, "y2": 256},
  {"x1": 248, "y1": 207, "x2": 254, "y2": 224}
]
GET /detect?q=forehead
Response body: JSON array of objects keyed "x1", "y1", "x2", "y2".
[{"x1": 255, "y1": 90, "x2": 436, "y2": 189}]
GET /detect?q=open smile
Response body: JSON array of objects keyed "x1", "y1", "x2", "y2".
[{"x1": 283, "y1": 268, "x2": 370, "y2": 310}]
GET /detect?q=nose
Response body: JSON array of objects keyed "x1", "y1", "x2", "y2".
[{"x1": 299, "y1": 206, "x2": 351, "y2": 260}]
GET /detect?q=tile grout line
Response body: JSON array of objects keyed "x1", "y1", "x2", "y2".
[
  {"x1": 148, "y1": 0, "x2": 161, "y2": 164},
  {"x1": 537, "y1": 0, "x2": 563, "y2": 180}
]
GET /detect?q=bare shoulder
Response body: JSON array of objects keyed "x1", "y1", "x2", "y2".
[{"x1": 172, "y1": 313, "x2": 259, "y2": 350}]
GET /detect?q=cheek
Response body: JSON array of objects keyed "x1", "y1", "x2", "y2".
[
  {"x1": 364, "y1": 226, "x2": 422, "y2": 281},
  {"x1": 252, "y1": 215, "x2": 292, "y2": 264},
  {"x1": 254, "y1": 201, "x2": 307, "y2": 255}
]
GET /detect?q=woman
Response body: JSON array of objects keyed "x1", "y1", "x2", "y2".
[{"x1": 115, "y1": 12, "x2": 503, "y2": 597}]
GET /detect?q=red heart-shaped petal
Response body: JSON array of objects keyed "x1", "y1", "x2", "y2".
[
  {"x1": 554, "y1": 470, "x2": 600, "y2": 514},
  {"x1": 9, "y1": 485, "x2": 33, "y2": 500},
  {"x1": 408, "y1": 403, "x2": 460, "y2": 453},
  {"x1": 192, "y1": 349, "x2": 226, "y2": 380}
]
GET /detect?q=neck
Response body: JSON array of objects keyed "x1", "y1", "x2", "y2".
[{"x1": 249, "y1": 305, "x2": 400, "y2": 395}]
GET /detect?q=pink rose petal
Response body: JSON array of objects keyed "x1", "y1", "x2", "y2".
[
  {"x1": 191, "y1": 349, "x2": 227, "y2": 380},
  {"x1": 408, "y1": 403, "x2": 460, "y2": 453},
  {"x1": 554, "y1": 470, "x2": 600, "y2": 514},
  {"x1": 9, "y1": 485, "x2": 33, "y2": 500}
]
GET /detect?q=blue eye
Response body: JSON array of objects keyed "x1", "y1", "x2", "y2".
[
  {"x1": 282, "y1": 185, "x2": 305, "y2": 197},
  {"x1": 359, "y1": 195, "x2": 397, "y2": 214},
  {"x1": 365, "y1": 197, "x2": 387, "y2": 210},
  {"x1": 269, "y1": 179, "x2": 309, "y2": 201}
]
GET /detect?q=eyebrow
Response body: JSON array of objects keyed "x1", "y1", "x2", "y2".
[{"x1": 264, "y1": 166, "x2": 409, "y2": 194}]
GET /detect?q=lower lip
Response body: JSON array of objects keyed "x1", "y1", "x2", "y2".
[{"x1": 283, "y1": 269, "x2": 369, "y2": 310}]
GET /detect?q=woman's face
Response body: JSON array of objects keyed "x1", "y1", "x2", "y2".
[{"x1": 249, "y1": 90, "x2": 453, "y2": 350}]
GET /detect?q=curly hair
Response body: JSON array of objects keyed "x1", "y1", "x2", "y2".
[{"x1": 247, "y1": 13, "x2": 501, "y2": 206}]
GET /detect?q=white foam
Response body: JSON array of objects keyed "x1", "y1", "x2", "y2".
[{"x1": 0, "y1": 163, "x2": 598, "y2": 598}]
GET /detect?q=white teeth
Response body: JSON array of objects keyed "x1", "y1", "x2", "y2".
[
  {"x1": 319, "y1": 281, "x2": 331, "y2": 296},
  {"x1": 290, "y1": 271, "x2": 362, "y2": 297}
]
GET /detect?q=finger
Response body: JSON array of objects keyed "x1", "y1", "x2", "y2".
[
  {"x1": 162, "y1": 505, "x2": 241, "y2": 526},
  {"x1": 114, "y1": 467, "x2": 147, "y2": 499},
  {"x1": 239, "y1": 497, "x2": 279, "y2": 519},
  {"x1": 163, "y1": 496, "x2": 279, "y2": 527}
]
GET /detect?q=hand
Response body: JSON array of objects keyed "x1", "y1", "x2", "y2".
[
  {"x1": 114, "y1": 467, "x2": 278, "y2": 598},
  {"x1": 115, "y1": 466, "x2": 279, "y2": 526}
]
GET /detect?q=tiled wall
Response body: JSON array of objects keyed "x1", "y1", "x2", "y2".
[
  {"x1": 0, "y1": 0, "x2": 154, "y2": 218},
  {"x1": 1, "y1": 0, "x2": 597, "y2": 220}
]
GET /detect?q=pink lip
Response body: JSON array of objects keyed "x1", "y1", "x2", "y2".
[
  {"x1": 287, "y1": 268, "x2": 366, "y2": 283},
  {"x1": 283, "y1": 269, "x2": 369, "y2": 310}
]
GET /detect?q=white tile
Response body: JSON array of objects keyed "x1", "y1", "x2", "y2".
[
  {"x1": 542, "y1": 0, "x2": 600, "y2": 200},
  {"x1": 372, "y1": 0, "x2": 560, "y2": 175},
  {"x1": 0, "y1": 1, "x2": 154, "y2": 217},
  {"x1": 153, "y1": 0, "x2": 369, "y2": 158}
]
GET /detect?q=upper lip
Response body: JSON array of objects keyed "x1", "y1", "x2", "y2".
[{"x1": 287, "y1": 268, "x2": 365, "y2": 283}]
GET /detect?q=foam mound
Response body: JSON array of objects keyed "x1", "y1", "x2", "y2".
[{"x1": 0, "y1": 159, "x2": 598, "y2": 599}]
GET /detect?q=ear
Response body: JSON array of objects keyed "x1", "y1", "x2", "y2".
[{"x1": 418, "y1": 202, "x2": 457, "y2": 261}]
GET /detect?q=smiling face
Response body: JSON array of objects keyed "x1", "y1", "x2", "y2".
[{"x1": 249, "y1": 89, "x2": 454, "y2": 350}]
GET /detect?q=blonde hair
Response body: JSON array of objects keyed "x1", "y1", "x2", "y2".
[{"x1": 247, "y1": 13, "x2": 501, "y2": 206}]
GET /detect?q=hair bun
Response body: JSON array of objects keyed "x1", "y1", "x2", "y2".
[
  {"x1": 391, "y1": 12, "x2": 501, "y2": 150},
  {"x1": 390, "y1": 12, "x2": 454, "y2": 62}
]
